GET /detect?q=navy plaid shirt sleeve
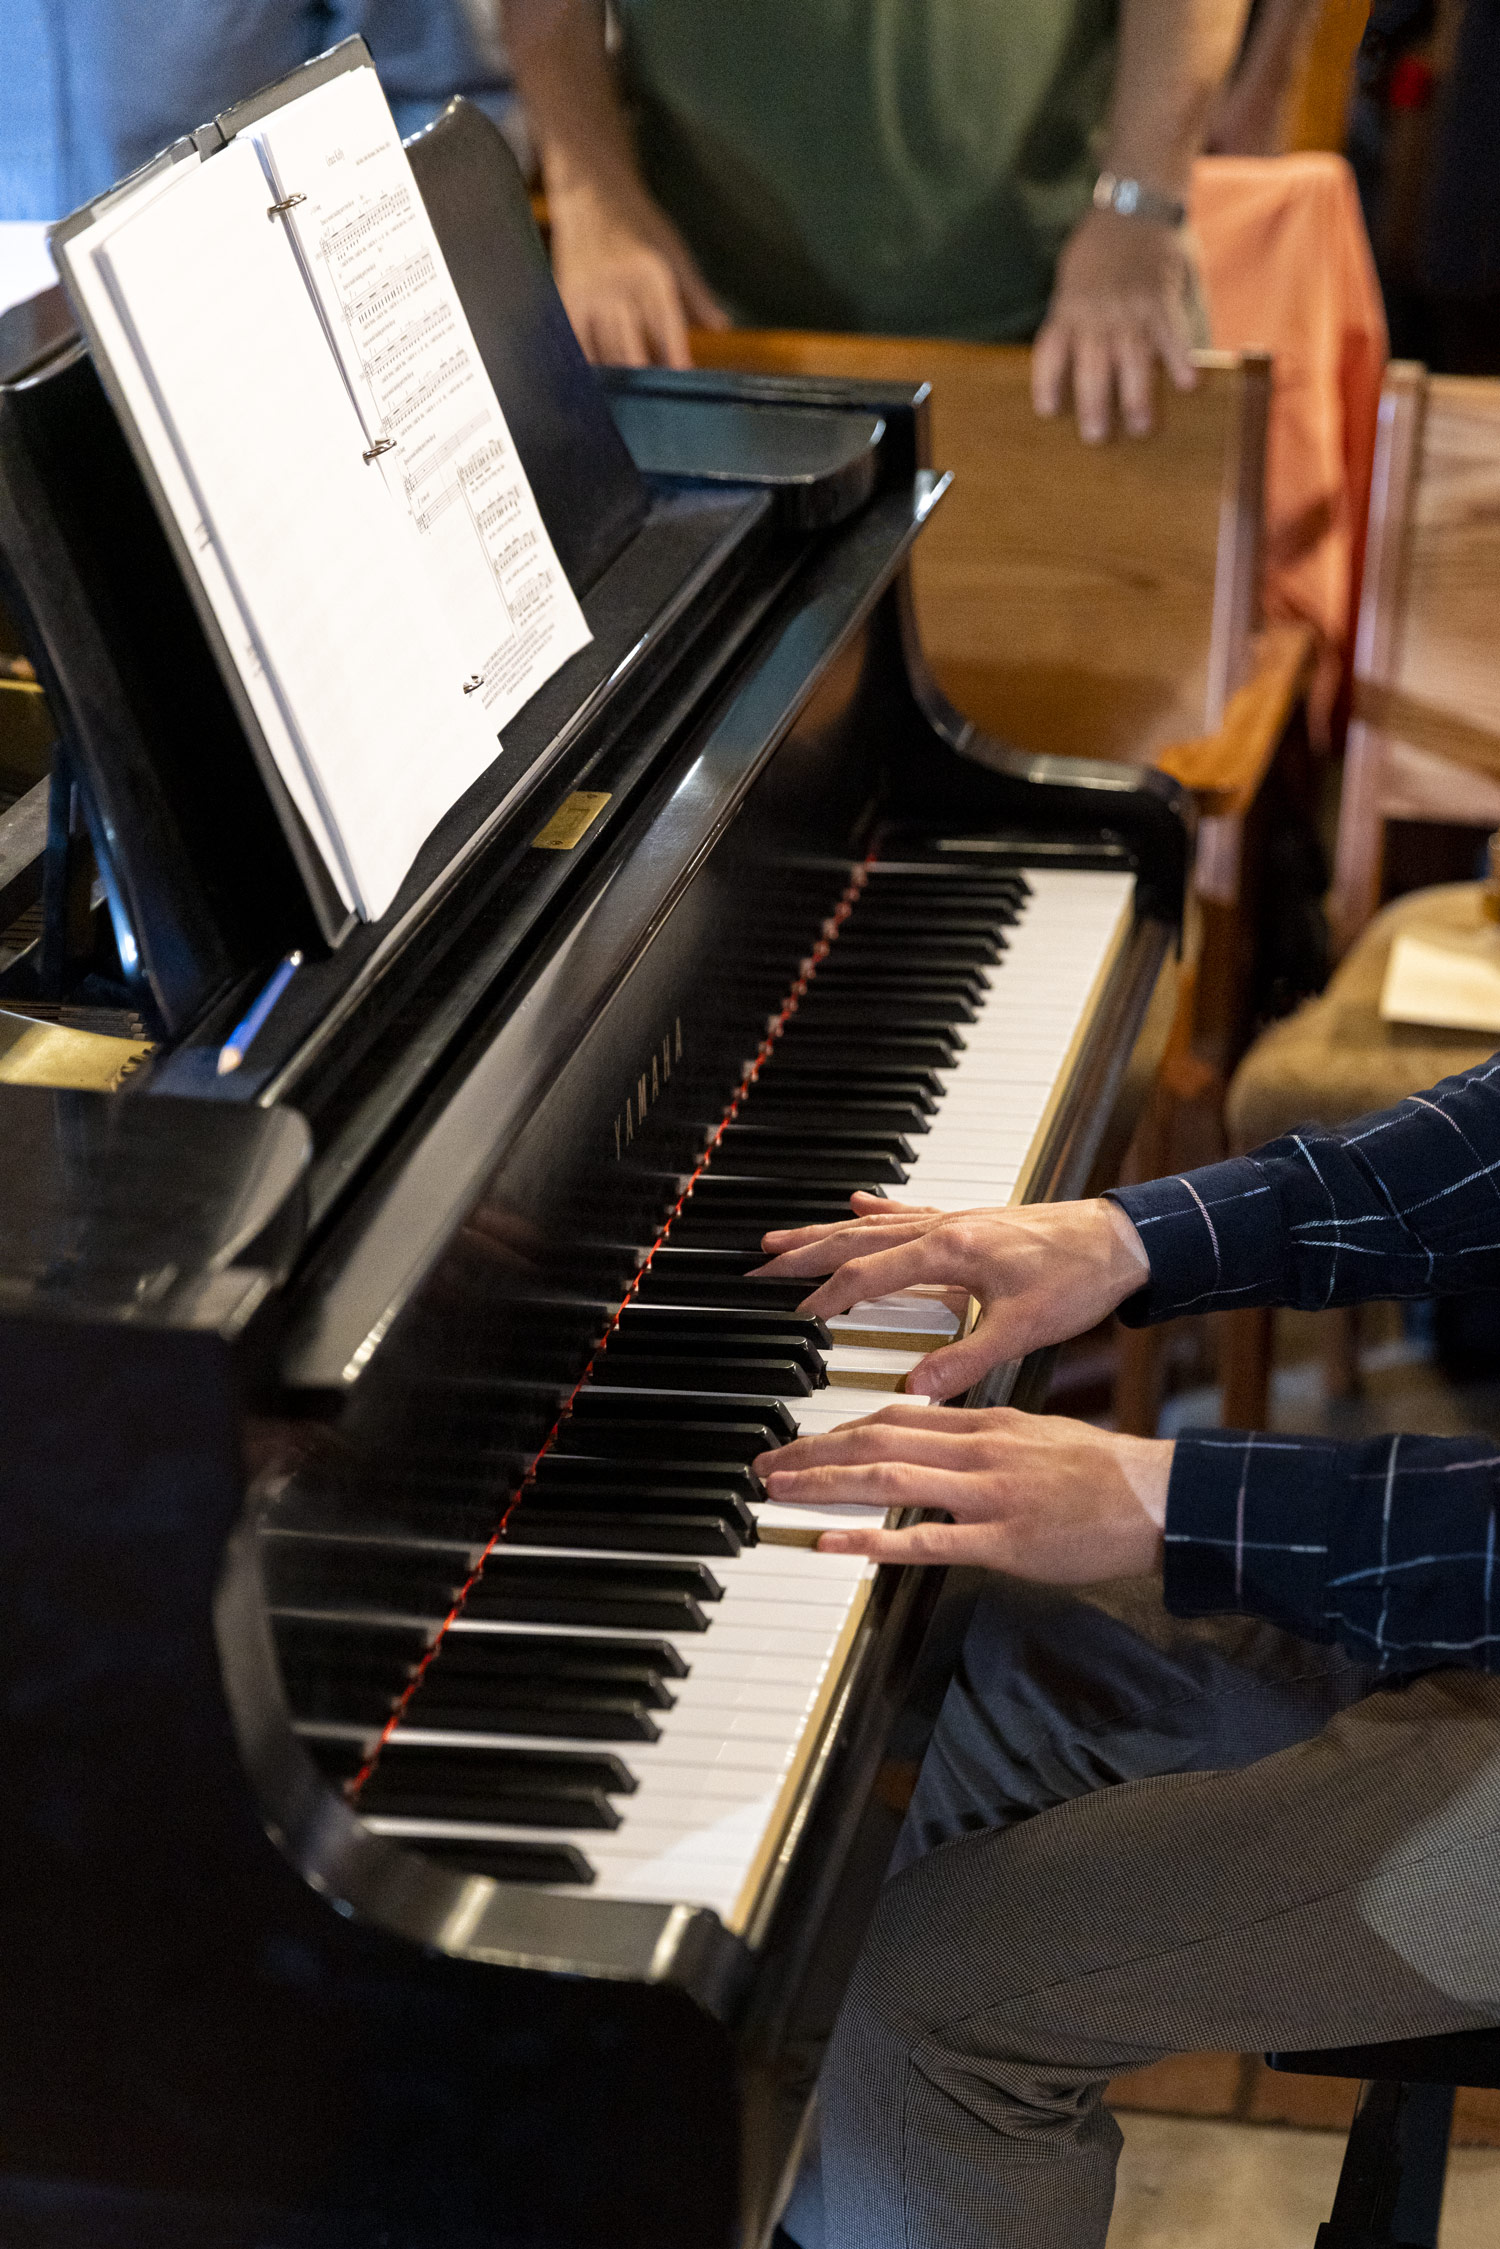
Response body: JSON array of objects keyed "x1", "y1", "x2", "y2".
[
  {"x1": 1102, "y1": 1054, "x2": 1500, "y2": 1671},
  {"x1": 1162, "y1": 1429, "x2": 1500, "y2": 1673},
  {"x1": 1105, "y1": 1054, "x2": 1500, "y2": 1323}
]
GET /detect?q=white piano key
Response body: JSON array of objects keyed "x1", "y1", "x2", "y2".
[
  {"x1": 822, "y1": 1344, "x2": 927, "y2": 1382},
  {"x1": 828, "y1": 1291, "x2": 963, "y2": 1337}
]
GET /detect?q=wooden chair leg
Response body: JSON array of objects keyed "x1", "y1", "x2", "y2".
[
  {"x1": 1219, "y1": 1304, "x2": 1273, "y2": 1428},
  {"x1": 1113, "y1": 1321, "x2": 1165, "y2": 1436},
  {"x1": 1322, "y1": 1305, "x2": 1361, "y2": 1401}
]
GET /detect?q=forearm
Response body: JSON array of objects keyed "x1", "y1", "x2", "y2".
[
  {"x1": 1105, "y1": 0, "x2": 1252, "y2": 194},
  {"x1": 1109, "y1": 1057, "x2": 1500, "y2": 1321},
  {"x1": 1167, "y1": 1426, "x2": 1500, "y2": 1671},
  {"x1": 501, "y1": 0, "x2": 637, "y2": 200}
]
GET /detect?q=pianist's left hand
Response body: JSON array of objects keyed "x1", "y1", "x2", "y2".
[
  {"x1": 755, "y1": 1191, "x2": 1151, "y2": 1402},
  {"x1": 755, "y1": 1403, "x2": 1172, "y2": 1579}
]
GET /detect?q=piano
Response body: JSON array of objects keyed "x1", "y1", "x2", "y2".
[{"x1": 0, "y1": 56, "x2": 1191, "y2": 2249}]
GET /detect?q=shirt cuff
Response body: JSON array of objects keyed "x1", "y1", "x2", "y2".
[
  {"x1": 1163, "y1": 1428, "x2": 1337, "y2": 1644},
  {"x1": 1106, "y1": 1157, "x2": 1288, "y2": 1324}
]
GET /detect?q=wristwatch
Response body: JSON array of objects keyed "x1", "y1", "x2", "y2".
[{"x1": 1092, "y1": 171, "x2": 1187, "y2": 229}]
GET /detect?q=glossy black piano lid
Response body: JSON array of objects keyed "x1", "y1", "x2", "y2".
[{"x1": 0, "y1": 1084, "x2": 310, "y2": 1317}]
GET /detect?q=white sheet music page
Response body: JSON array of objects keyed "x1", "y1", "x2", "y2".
[
  {"x1": 253, "y1": 64, "x2": 591, "y2": 733},
  {"x1": 95, "y1": 135, "x2": 510, "y2": 919},
  {"x1": 56, "y1": 161, "x2": 356, "y2": 913}
]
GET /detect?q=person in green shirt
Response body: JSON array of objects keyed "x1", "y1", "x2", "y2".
[{"x1": 501, "y1": 0, "x2": 1253, "y2": 440}]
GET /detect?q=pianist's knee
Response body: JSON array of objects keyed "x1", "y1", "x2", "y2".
[{"x1": 818, "y1": 1819, "x2": 1130, "y2": 2247}]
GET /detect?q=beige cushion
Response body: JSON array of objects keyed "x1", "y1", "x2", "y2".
[{"x1": 1226, "y1": 883, "x2": 1500, "y2": 1154}]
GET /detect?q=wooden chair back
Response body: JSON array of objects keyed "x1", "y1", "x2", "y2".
[
  {"x1": 691, "y1": 329, "x2": 1270, "y2": 771},
  {"x1": 1329, "y1": 364, "x2": 1500, "y2": 950}
]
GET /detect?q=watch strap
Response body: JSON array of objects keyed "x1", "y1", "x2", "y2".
[{"x1": 1092, "y1": 171, "x2": 1188, "y2": 228}]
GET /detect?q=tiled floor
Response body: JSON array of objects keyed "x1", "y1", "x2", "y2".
[{"x1": 1109, "y1": 2112, "x2": 1500, "y2": 2248}]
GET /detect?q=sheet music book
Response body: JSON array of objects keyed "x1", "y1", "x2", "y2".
[
  {"x1": 54, "y1": 57, "x2": 591, "y2": 924},
  {"x1": 1381, "y1": 930, "x2": 1500, "y2": 1034}
]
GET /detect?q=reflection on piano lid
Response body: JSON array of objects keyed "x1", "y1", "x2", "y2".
[{"x1": 0, "y1": 47, "x2": 1191, "y2": 2249}]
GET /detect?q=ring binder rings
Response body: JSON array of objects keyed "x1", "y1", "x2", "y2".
[
  {"x1": 265, "y1": 192, "x2": 306, "y2": 219},
  {"x1": 362, "y1": 437, "x2": 395, "y2": 463}
]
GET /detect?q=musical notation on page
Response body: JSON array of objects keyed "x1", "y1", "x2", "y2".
[{"x1": 253, "y1": 65, "x2": 590, "y2": 733}]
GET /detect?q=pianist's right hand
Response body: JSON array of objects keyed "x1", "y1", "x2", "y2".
[{"x1": 756, "y1": 1192, "x2": 1151, "y2": 1402}]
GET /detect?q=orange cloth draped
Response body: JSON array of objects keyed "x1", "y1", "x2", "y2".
[{"x1": 1189, "y1": 153, "x2": 1388, "y2": 745}]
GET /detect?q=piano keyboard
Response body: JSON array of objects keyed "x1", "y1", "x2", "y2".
[{"x1": 271, "y1": 862, "x2": 1135, "y2": 1929}]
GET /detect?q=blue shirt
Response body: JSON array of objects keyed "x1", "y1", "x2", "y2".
[
  {"x1": 0, "y1": 0, "x2": 515, "y2": 221},
  {"x1": 1110, "y1": 1055, "x2": 1500, "y2": 1674}
]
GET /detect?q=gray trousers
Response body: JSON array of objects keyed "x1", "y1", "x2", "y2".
[{"x1": 782, "y1": 1574, "x2": 1500, "y2": 2249}]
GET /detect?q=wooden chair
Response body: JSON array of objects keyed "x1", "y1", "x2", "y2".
[
  {"x1": 694, "y1": 331, "x2": 1314, "y2": 1429},
  {"x1": 1221, "y1": 364, "x2": 1500, "y2": 1426},
  {"x1": 1329, "y1": 364, "x2": 1500, "y2": 954},
  {"x1": 692, "y1": 331, "x2": 1277, "y2": 771}
]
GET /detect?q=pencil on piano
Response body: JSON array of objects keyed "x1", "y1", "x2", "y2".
[{"x1": 217, "y1": 950, "x2": 303, "y2": 1075}]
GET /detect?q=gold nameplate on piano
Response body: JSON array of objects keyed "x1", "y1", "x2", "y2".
[
  {"x1": 530, "y1": 791, "x2": 612, "y2": 851},
  {"x1": 0, "y1": 1008, "x2": 154, "y2": 1092}
]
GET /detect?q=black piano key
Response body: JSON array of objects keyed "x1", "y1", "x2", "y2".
[
  {"x1": 667, "y1": 1206, "x2": 861, "y2": 1236},
  {"x1": 603, "y1": 1323, "x2": 826, "y2": 1375},
  {"x1": 843, "y1": 909, "x2": 1013, "y2": 936},
  {"x1": 686, "y1": 1174, "x2": 885, "y2": 1207},
  {"x1": 715, "y1": 1124, "x2": 917, "y2": 1163},
  {"x1": 285, "y1": 1676, "x2": 406, "y2": 1728},
  {"x1": 769, "y1": 1028, "x2": 962, "y2": 1067},
  {"x1": 711, "y1": 1148, "x2": 909, "y2": 1184},
  {"x1": 799, "y1": 969, "x2": 987, "y2": 1002},
  {"x1": 565, "y1": 1389, "x2": 797, "y2": 1444},
  {"x1": 516, "y1": 1482, "x2": 755, "y2": 1540},
  {"x1": 785, "y1": 997, "x2": 976, "y2": 1031},
  {"x1": 830, "y1": 934, "x2": 1002, "y2": 965},
  {"x1": 464, "y1": 1552, "x2": 723, "y2": 1632},
  {"x1": 532, "y1": 1448, "x2": 764, "y2": 1502},
  {"x1": 416, "y1": 1673, "x2": 668, "y2": 1742},
  {"x1": 860, "y1": 885, "x2": 1027, "y2": 912},
  {"x1": 555, "y1": 1413, "x2": 787, "y2": 1464},
  {"x1": 664, "y1": 1221, "x2": 830, "y2": 1252},
  {"x1": 442, "y1": 1626, "x2": 686, "y2": 1678},
  {"x1": 591, "y1": 1352, "x2": 815, "y2": 1397},
  {"x1": 273, "y1": 1618, "x2": 423, "y2": 1728},
  {"x1": 533, "y1": 1453, "x2": 763, "y2": 1505},
  {"x1": 276, "y1": 1622, "x2": 670, "y2": 1742},
  {"x1": 352, "y1": 1743, "x2": 635, "y2": 1828},
  {"x1": 750, "y1": 1061, "x2": 944, "y2": 1104},
  {"x1": 630, "y1": 1271, "x2": 824, "y2": 1312},
  {"x1": 262, "y1": 1534, "x2": 469, "y2": 1620},
  {"x1": 639, "y1": 1245, "x2": 815, "y2": 1292},
  {"x1": 502, "y1": 1509, "x2": 744, "y2": 1558},
  {"x1": 862, "y1": 862, "x2": 1029, "y2": 888},
  {"x1": 605, "y1": 1321, "x2": 825, "y2": 1377},
  {"x1": 614, "y1": 1303, "x2": 829, "y2": 1349},
  {"x1": 732, "y1": 1098, "x2": 931, "y2": 1136},
  {"x1": 414, "y1": 1837, "x2": 597, "y2": 1885}
]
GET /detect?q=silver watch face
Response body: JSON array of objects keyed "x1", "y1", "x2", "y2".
[{"x1": 1114, "y1": 179, "x2": 1141, "y2": 216}]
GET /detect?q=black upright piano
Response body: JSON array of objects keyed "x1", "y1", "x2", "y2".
[{"x1": 0, "y1": 52, "x2": 1189, "y2": 2249}]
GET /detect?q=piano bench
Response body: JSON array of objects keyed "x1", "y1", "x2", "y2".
[{"x1": 1265, "y1": 2027, "x2": 1500, "y2": 2248}]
